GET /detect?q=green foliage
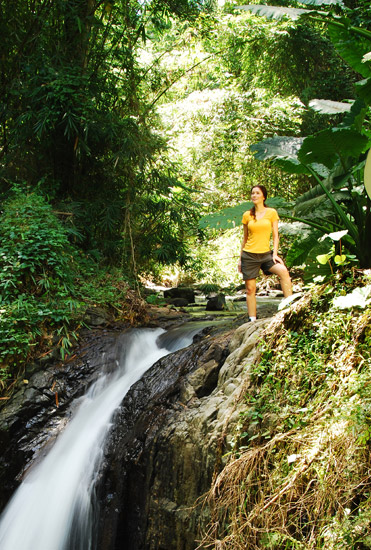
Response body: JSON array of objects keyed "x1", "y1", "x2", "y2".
[
  {"x1": 250, "y1": 129, "x2": 371, "y2": 268},
  {"x1": 246, "y1": 3, "x2": 371, "y2": 270},
  {"x1": 0, "y1": 0, "x2": 205, "y2": 276},
  {"x1": 0, "y1": 188, "x2": 79, "y2": 375},
  {"x1": 0, "y1": 188, "x2": 76, "y2": 301},
  {"x1": 0, "y1": 189, "x2": 146, "y2": 388},
  {"x1": 202, "y1": 275, "x2": 371, "y2": 549},
  {"x1": 173, "y1": 5, "x2": 356, "y2": 283},
  {"x1": 153, "y1": 9, "x2": 337, "y2": 215},
  {"x1": 185, "y1": 228, "x2": 242, "y2": 287}
]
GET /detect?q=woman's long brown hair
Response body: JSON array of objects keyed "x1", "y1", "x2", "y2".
[{"x1": 250, "y1": 185, "x2": 268, "y2": 220}]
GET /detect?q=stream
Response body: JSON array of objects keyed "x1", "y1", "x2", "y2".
[{"x1": 0, "y1": 323, "x2": 205, "y2": 550}]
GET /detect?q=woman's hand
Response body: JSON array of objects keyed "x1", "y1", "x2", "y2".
[
  {"x1": 273, "y1": 253, "x2": 284, "y2": 265},
  {"x1": 238, "y1": 258, "x2": 242, "y2": 273}
]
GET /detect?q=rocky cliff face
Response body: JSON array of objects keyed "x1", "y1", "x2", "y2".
[
  {"x1": 0, "y1": 328, "x2": 130, "y2": 511},
  {"x1": 97, "y1": 318, "x2": 270, "y2": 550},
  {"x1": 0, "y1": 315, "x2": 271, "y2": 549}
]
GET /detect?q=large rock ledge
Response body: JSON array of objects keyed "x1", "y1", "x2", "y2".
[
  {"x1": 0, "y1": 327, "x2": 133, "y2": 510},
  {"x1": 97, "y1": 318, "x2": 270, "y2": 550},
  {"x1": 0, "y1": 315, "x2": 271, "y2": 549}
]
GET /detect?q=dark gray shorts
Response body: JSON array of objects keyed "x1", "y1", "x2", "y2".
[{"x1": 241, "y1": 250, "x2": 275, "y2": 280}]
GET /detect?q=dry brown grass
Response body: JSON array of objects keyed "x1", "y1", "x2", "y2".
[
  {"x1": 197, "y1": 285, "x2": 371, "y2": 550},
  {"x1": 199, "y1": 416, "x2": 371, "y2": 549}
]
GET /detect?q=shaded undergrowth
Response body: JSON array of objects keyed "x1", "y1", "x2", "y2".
[
  {"x1": 200, "y1": 272, "x2": 371, "y2": 549},
  {"x1": 0, "y1": 189, "x2": 148, "y2": 397}
]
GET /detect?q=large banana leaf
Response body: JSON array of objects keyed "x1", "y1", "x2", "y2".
[
  {"x1": 340, "y1": 98, "x2": 367, "y2": 132},
  {"x1": 327, "y1": 23, "x2": 371, "y2": 78},
  {"x1": 235, "y1": 5, "x2": 310, "y2": 20},
  {"x1": 198, "y1": 197, "x2": 291, "y2": 231},
  {"x1": 295, "y1": 164, "x2": 345, "y2": 210},
  {"x1": 305, "y1": 165, "x2": 360, "y2": 242},
  {"x1": 309, "y1": 99, "x2": 352, "y2": 114},
  {"x1": 286, "y1": 230, "x2": 322, "y2": 267},
  {"x1": 250, "y1": 136, "x2": 310, "y2": 174},
  {"x1": 294, "y1": 196, "x2": 333, "y2": 217},
  {"x1": 198, "y1": 201, "x2": 251, "y2": 230},
  {"x1": 236, "y1": 0, "x2": 344, "y2": 21},
  {"x1": 298, "y1": 128, "x2": 369, "y2": 168},
  {"x1": 239, "y1": 4, "x2": 371, "y2": 47}
]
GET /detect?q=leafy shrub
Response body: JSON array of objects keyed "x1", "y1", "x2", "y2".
[
  {"x1": 0, "y1": 188, "x2": 80, "y2": 380},
  {"x1": 0, "y1": 188, "x2": 76, "y2": 301}
]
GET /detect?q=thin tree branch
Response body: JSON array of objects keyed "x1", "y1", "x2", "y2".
[{"x1": 142, "y1": 39, "x2": 257, "y2": 116}]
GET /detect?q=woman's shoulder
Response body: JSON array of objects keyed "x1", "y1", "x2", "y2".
[
  {"x1": 242, "y1": 210, "x2": 252, "y2": 223},
  {"x1": 266, "y1": 207, "x2": 279, "y2": 219}
]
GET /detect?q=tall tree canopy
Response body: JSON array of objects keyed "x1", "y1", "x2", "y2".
[{"x1": 0, "y1": 0, "x2": 208, "y2": 267}]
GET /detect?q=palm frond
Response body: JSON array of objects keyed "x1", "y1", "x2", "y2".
[
  {"x1": 308, "y1": 99, "x2": 353, "y2": 114},
  {"x1": 235, "y1": 4, "x2": 314, "y2": 21}
]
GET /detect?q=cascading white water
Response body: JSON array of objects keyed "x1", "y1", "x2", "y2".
[{"x1": 0, "y1": 326, "x2": 199, "y2": 550}]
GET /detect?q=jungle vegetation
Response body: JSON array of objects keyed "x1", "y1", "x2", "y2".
[
  {"x1": 0, "y1": 0, "x2": 370, "y2": 385},
  {"x1": 1, "y1": 2, "x2": 371, "y2": 548}
]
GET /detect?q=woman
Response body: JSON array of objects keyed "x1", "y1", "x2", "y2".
[{"x1": 238, "y1": 185, "x2": 292, "y2": 321}]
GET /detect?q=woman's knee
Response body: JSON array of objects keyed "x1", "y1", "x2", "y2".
[{"x1": 245, "y1": 280, "x2": 256, "y2": 296}]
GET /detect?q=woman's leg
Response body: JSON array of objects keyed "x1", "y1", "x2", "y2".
[
  {"x1": 245, "y1": 278, "x2": 257, "y2": 317},
  {"x1": 268, "y1": 264, "x2": 292, "y2": 297}
]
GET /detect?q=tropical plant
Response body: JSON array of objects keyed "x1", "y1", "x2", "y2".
[
  {"x1": 0, "y1": 187, "x2": 80, "y2": 374},
  {"x1": 0, "y1": 0, "x2": 207, "y2": 275},
  {"x1": 239, "y1": 0, "x2": 371, "y2": 270}
]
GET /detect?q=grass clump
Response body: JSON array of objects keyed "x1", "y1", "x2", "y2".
[{"x1": 200, "y1": 272, "x2": 371, "y2": 550}]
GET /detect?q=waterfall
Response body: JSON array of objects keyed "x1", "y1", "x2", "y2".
[{"x1": 0, "y1": 325, "x2": 199, "y2": 550}]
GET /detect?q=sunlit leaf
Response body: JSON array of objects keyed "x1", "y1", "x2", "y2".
[
  {"x1": 334, "y1": 254, "x2": 347, "y2": 264},
  {"x1": 235, "y1": 5, "x2": 310, "y2": 21},
  {"x1": 309, "y1": 99, "x2": 352, "y2": 114},
  {"x1": 250, "y1": 136, "x2": 309, "y2": 174},
  {"x1": 317, "y1": 253, "x2": 332, "y2": 264},
  {"x1": 320, "y1": 229, "x2": 348, "y2": 241}
]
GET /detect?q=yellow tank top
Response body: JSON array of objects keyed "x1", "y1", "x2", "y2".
[{"x1": 242, "y1": 208, "x2": 279, "y2": 253}]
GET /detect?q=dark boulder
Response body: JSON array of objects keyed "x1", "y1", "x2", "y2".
[
  {"x1": 163, "y1": 287, "x2": 195, "y2": 304},
  {"x1": 206, "y1": 293, "x2": 226, "y2": 311}
]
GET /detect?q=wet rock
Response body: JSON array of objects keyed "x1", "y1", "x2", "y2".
[
  {"x1": 163, "y1": 287, "x2": 195, "y2": 304},
  {"x1": 145, "y1": 306, "x2": 190, "y2": 328},
  {"x1": 0, "y1": 315, "x2": 272, "y2": 550},
  {"x1": 96, "y1": 318, "x2": 271, "y2": 550},
  {"x1": 206, "y1": 293, "x2": 226, "y2": 311},
  {"x1": 84, "y1": 307, "x2": 112, "y2": 326},
  {"x1": 0, "y1": 328, "x2": 128, "y2": 511},
  {"x1": 167, "y1": 297, "x2": 189, "y2": 307}
]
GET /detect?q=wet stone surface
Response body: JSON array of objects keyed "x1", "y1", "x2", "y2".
[
  {"x1": 0, "y1": 327, "x2": 130, "y2": 511},
  {"x1": 0, "y1": 308, "x2": 273, "y2": 549}
]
